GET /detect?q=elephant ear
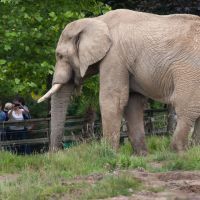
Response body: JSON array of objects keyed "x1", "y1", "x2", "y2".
[{"x1": 77, "y1": 18, "x2": 112, "y2": 77}]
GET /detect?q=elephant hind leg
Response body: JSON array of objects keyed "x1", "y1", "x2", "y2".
[
  {"x1": 124, "y1": 93, "x2": 148, "y2": 156},
  {"x1": 171, "y1": 101, "x2": 200, "y2": 152},
  {"x1": 171, "y1": 79, "x2": 200, "y2": 152},
  {"x1": 192, "y1": 117, "x2": 200, "y2": 145},
  {"x1": 171, "y1": 117, "x2": 193, "y2": 152}
]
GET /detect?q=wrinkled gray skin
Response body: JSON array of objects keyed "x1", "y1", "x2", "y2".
[{"x1": 39, "y1": 9, "x2": 200, "y2": 154}]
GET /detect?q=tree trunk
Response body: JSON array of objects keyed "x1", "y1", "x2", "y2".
[
  {"x1": 50, "y1": 83, "x2": 74, "y2": 151},
  {"x1": 192, "y1": 117, "x2": 200, "y2": 145},
  {"x1": 167, "y1": 105, "x2": 177, "y2": 134}
]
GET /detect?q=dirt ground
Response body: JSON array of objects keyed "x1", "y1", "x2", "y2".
[
  {"x1": 58, "y1": 168, "x2": 200, "y2": 200},
  {"x1": 1, "y1": 169, "x2": 200, "y2": 199},
  {"x1": 103, "y1": 169, "x2": 200, "y2": 200}
]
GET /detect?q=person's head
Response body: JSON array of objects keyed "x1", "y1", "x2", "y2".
[
  {"x1": 4, "y1": 102, "x2": 13, "y2": 112},
  {"x1": 12, "y1": 100, "x2": 21, "y2": 109},
  {"x1": 17, "y1": 97, "x2": 25, "y2": 106}
]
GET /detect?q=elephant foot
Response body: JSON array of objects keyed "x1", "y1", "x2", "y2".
[
  {"x1": 104, "y1": 139, "x2": 120, "y2": 151},
  {"x1": 170, "y1": 140, "x2": 187, "y2": 153},
  {"x1": 134, "y1": 149, "x2": 148, "y2": 156},
  {"x1": 133, "y1": 146, "x2": 148, "y2": 156}
]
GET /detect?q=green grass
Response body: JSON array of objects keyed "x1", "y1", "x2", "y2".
[
  {"x1": 165, "y1": 146, "x2": 200, "y2": 170},
  {"x1": 147, "y1": 186, "x2": 165, "y2": 193},
  {"x1": 84, "y1": 173, "x2": 142, "y2": 199},
  {"x1": 0, "y1": 136, "x2": 200, "y2": 199},
  {"x1": 147, "y1": 135, "x2": 171, "y2": 153}
]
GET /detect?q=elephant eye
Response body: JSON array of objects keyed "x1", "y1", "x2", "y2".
[{"x1": 57, "y1": 53, "x2": 63, "y2": 60}]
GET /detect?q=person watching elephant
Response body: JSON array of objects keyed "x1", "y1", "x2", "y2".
[
  {"x1": 17, "y1": 97, "x2": 31, "y2": 119},
  {"x1": 7, "y1": 100, "x2": 31, "y2": 154},
  {"x1": 8, "y1": 100, "x2": 26, "y2": 121}
]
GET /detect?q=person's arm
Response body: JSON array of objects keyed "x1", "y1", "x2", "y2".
[
  {"x1": 8, "y1": 109, "x2": 13, "y2": 120},
  {"x1": 20, "y1": 104, "x2": 29, "y2": 114},
  {"x1": 3, "y1": 112, "x2": 6, "y2": 121},
  {"x1": 5, "y1": 112, "x2": 9, "y2": 121}
]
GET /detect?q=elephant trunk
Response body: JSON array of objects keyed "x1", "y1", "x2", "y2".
[
  {"x1": 50, "y1": 83, "x2": 74, "y2": 151},
  {"x1": 38, "y1": 62, "x2": 74, "y2": 151}
]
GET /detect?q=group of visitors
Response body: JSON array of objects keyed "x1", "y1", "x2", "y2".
[
  {"x1": 0, "y1": 97, "x2": 31, "y2": 122},
  {"x1": 0, "y1": 97, "x2": 31, "y2": 154}
]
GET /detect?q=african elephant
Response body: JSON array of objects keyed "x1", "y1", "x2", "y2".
[{"x1": 38, "y1": 9, "x2": 200, "y2": 154}]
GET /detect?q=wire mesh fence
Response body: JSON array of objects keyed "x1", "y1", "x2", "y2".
[{"x1": 144, "y1": 109, "x2": 168, "y2": 135}]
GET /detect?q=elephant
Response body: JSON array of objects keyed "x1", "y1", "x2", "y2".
[{"x1": 38, "y1": 9, "x2": 200, "y2": 154}]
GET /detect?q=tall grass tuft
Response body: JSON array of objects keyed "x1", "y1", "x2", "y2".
[
  {"x1": 147, "y1": 135, "x2": 170, "y2": 153},
  {"x1": 165, "y1": 146, "x2": 200, "y2": 170},
  {"x1": 84, "y1": 173, "x2": 142, "y2": 199}
]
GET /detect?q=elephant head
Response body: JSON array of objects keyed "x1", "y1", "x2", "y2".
[{"x1": 38, "y1": 18, "x2": 111, "y2": 151}]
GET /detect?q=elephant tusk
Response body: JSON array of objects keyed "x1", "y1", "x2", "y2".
[{"x1": 37, "y1": 84, "x2": 62, "y2": 103}]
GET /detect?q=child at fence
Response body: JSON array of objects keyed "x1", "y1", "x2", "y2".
[{"x1": 4, "y1": 102, "x2": 12, "y2": 121}]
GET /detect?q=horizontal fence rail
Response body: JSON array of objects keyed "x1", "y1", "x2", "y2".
[{"x1": 0, "y1": 109, "x2": 168, "y2": 149}]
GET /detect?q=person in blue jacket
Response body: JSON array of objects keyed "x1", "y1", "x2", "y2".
[
  {"x1": 0, "y1": 101, "x2": 6, "y2": 141},
  {"x1": 0, "y1": 101, "x2": 6, "y2": 121}
]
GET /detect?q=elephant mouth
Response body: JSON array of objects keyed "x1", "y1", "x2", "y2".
[{"x1": 37, "y1": 70, "x2": 82, "y2": 103}]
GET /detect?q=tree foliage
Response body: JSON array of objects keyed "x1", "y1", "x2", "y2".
[
  {"x1": 68, "y1": 75, "x2": 100, "y2": 116},
  {"x1": 0, "y1": 0, "x2": 110, "y2": 100},
  {"x1": 103, "y1": 0, "x2": 200, "y2": 15}
]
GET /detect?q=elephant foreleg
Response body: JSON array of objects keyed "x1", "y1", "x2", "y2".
[
  {"x1": 100, "y1": 91, "x2": 128, "y2": 150},
  {"x1": 99, "y1": 50, "x2": 129, "y2": 150},
  {"x1": 124, "y1": 93, "x2": 147, "y2": 156},
  {"x1": 100, "y1": 97, "x2": 125, "y2": 150}
]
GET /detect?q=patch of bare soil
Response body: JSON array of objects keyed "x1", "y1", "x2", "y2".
[
  {"x1": 60, "y1": 173, "x2": 104, "y2": 186},
  {"x1": 59, "y1": 173, "x2": 104, "y2": 200},
  {"x1": 0, "y1": 174, "x2": 19, "y2": 183},
  {"x1": 106, "y1": 170, "x2": 200, "y2": 200},
  {"x1": 59, "y1": 169, "x2": 200, "y2": 200}
]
